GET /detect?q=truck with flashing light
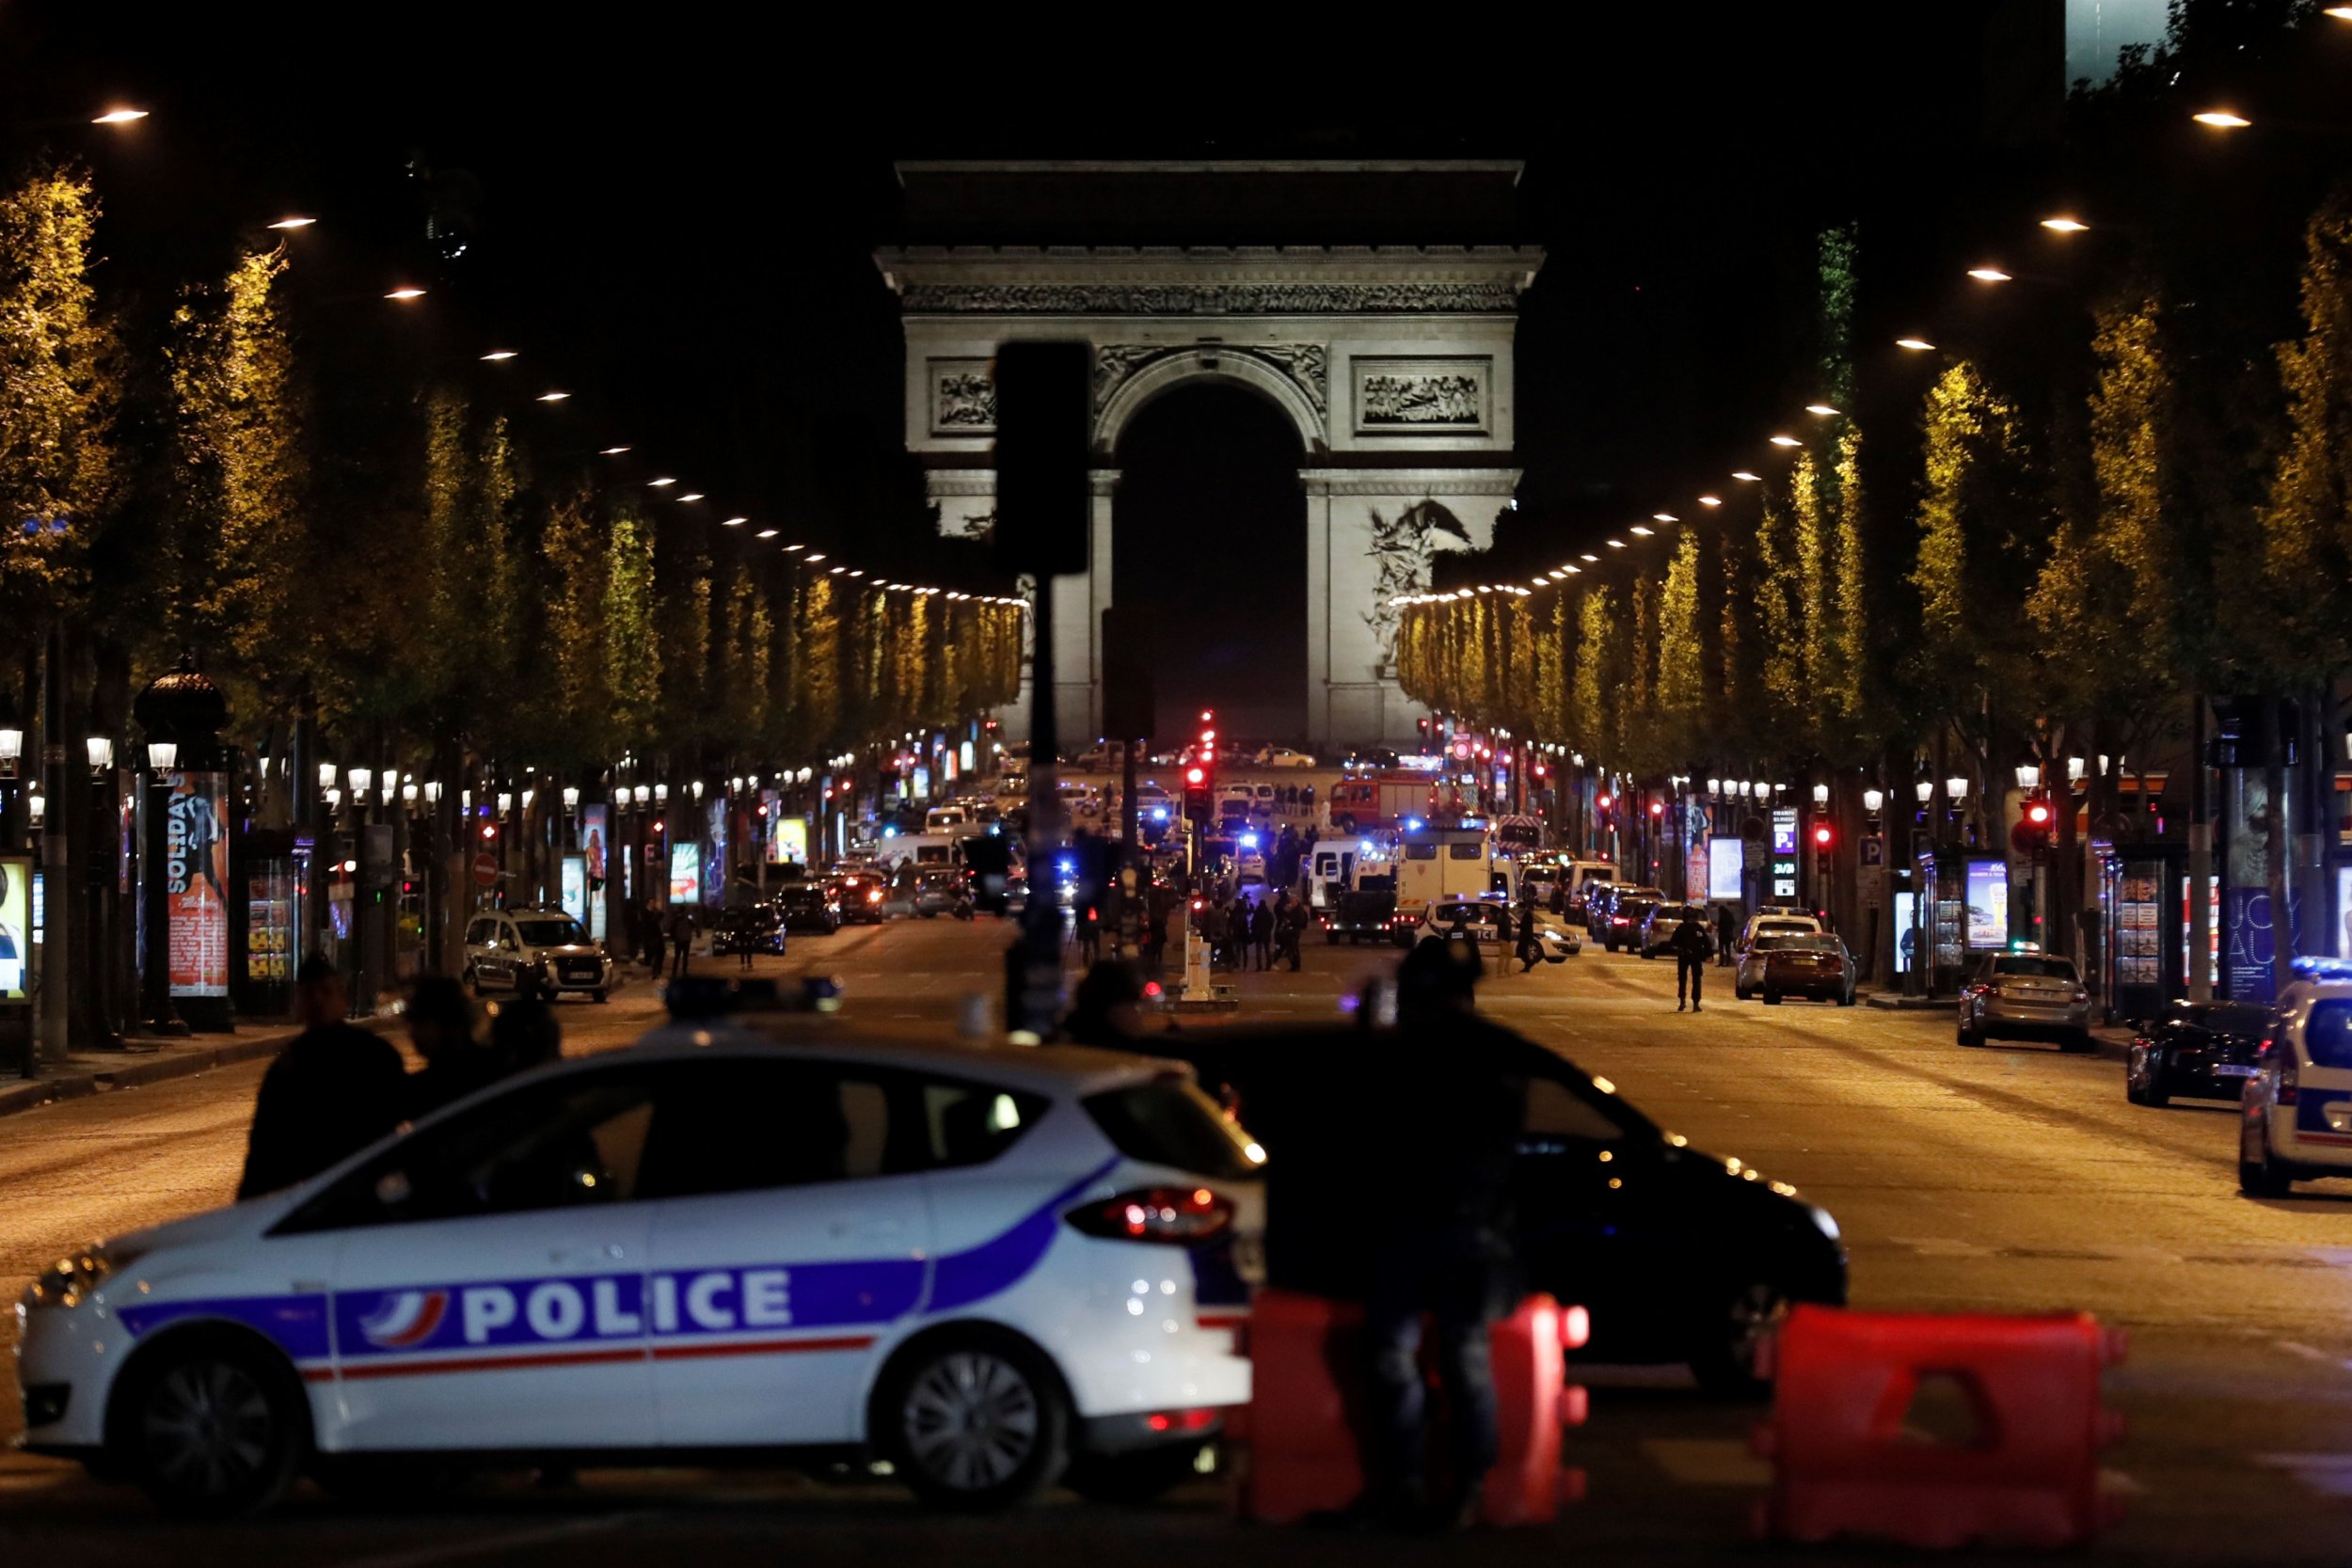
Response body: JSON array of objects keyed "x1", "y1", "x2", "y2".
[
  {"x1": 1393, "y1": 819, "x2": 1496, "y2": 924},
  {"x1": 1328, "y1": 770, "x2": 1437, "y2": 833}
]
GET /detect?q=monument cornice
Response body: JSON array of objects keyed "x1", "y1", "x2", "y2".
[{"x1": 878, "y1": 245, "x2": 1543, "y2": 315}]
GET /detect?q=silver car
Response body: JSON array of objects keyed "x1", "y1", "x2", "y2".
[
  {"x1": 1958, "y1": 951, "x2": 2092, "y2": 1050},
  {"x1": 463, "y1": 907, "x2": 610, "y2": 1003}
]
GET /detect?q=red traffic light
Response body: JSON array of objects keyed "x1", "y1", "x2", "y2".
[
  {"x1": 1812, "y1": 824, "x2": 1833, "y2": 847},
  {"x1": 2026, "y1": 800, "x2": 2052, "y2": 827},
  {"x1": 1649, "y1": 800, "x2": 1665, "y2": 817},
  {"x1": 1200, "y1": 728, "x2": 1216, "y2": 744},
  {"x1": 1597, "y1": 793, "x2": 1613, "y2": 811},
  {"x1": 1186, "y1": 767, "x2": 1205, "y2": 785}
]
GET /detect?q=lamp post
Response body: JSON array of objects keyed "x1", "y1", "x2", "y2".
[{"x1": 134, "y1": 655, "x2": 230, "y2": 1036}]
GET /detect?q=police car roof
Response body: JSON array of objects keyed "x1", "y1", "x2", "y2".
[{"x1": 617, "y1": 1022, "x2": 1189, "y2": 1097}]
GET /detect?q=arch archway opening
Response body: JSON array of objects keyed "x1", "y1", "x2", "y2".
[{"x1": 1111, "y1": 381, "x2": 1305, "y2": 745}]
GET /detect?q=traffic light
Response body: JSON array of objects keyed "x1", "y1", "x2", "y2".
[
  {"x1": 2011, "y1": 794, "x2": 2055, "y2": 856},
  {"x1": 1184, "y1": 765, "x2": 1211, "y2": 825},
  {"x1": 1649, "y1": 798, "x2": 1665, "y2": 819},
  {"x1": 1812, "y1": 823, "x2": 1834, "y2": 847}
]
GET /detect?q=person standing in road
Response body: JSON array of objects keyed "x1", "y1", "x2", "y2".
[
  {"x1": 405, "y1": 975, "x2": 499, "y2": 1117},
  {"x1": 1360, "y1": 937, "x2": 1527, "y2": 1528},
  {"x1": 667, "y1": 902, "x2": 694, "y2": 980},
  {"x1": 1249, "y1": 895, "x2": 1276, "y2": 972},
  {"x1": 1715, "y1": 903, "x2": 1737, "y2": 968},
  {"x1": 643, "y1": 895, "x2": 667, "y2": 977},
  {"x1": 489, "y1": 993, "x2": 564, "y2": 1075},
  {"x1": 1514, "y1": 882, "x2": 1542, "y2": 974},
  {"x1": 1673, "y1": 910, "x2": 1712, "y2": 1011},
  {"x1": 1279, "y1": 890, "x2": 1309, "y2": 973},
  {"x1": 237, "y1": 957, "x2": 409, "y2": 1199},
  {"x1": 1202, "y1": 897, "x2": 1231, "y2": 972}
]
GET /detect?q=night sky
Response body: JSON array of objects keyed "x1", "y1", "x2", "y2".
[{"x1": 0, "y1": 7, "x2": 2055, "y2": 675}]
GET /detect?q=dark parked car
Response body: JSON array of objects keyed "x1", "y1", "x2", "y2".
[
  {"x1": 1169, "y1": 1026, "x2": 1848, "y2": 1396},
  {"x1": 1756, "y1": 933, "x2": 1856, "y2": 1006},
  {"x1": 831, "y1": 872, "x2": 889, "y2": 925},
  {"x1": 774, "y1": 883, "x2": 840, "y2": 935},
  {"x1": 1603, "y1": 894, "x2": 1662, "y2": 954},
  {"x1": 2129, "y1": 1000, "x2": 2273, "y2": 1106},
  {"x1": 709, "y1": 903, "x2": 787, "y2": 957}
]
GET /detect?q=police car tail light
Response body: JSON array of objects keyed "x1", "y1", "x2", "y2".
[
  {"x1": 2277, "y1": 1052, "x2": 2298, "y2": 1104},
  {"x1": 2071, "y1": 987, "x2": 2089, "y2": 1004},
  {"x1": 1067, "y1": 1185, "x2": 1234, "y2": 1244}
]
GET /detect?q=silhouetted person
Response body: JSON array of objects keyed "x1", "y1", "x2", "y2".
[
  {"x1": 1278, "y1": 891, "x2": 1309, "y2": 972},
  {"x1": 490, "y1": 993, "x2": 564, "y2": 1075},
  {"x1": 1514, "y1": 884, "x2": 1542, "y2": 973},
  {"x1": 1359, "y1": 937, "x2": 1527, "y2": 1528},
  {"x1": 1673, "y1": 912, "x2": 1711, "y2": 1012},
  {"x1": 1060, "y1": 960, "x2": 1144, "y2": 1050},
  {"x1": 237, "y1": 958, "x2": 408, "y2": 1199},
  {"x1": 405, "y1": 975, "x2": 499, "y2": 1117},
  {"x1": 1716, "y1": 904, "x2": 1738, "y2": 968},
  {"x1": 1249, "y1": 898, "x2": 1276, "y2": 972},
  {"x1": 668, "y1": 903, "x2": 694, "y2": 979},
  {"x1": 643, "y1": 896, "x2": 667, "y2": 976}
]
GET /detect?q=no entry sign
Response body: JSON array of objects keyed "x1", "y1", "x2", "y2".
[{"x1": 472, "y1": 851, "x2": 501, "y2": 889}]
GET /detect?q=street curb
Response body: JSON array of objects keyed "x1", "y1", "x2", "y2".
[
  {"x1": 0, "y1": 1016, "x2": 401, "y2": 1121},
  {"x1": 1863, "y1": 991, "x2": 1957, "y2": 1011}
]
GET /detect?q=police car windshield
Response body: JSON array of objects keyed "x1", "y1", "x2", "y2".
[
  {"x1": 2305, "y1": 1002, "x2": 2352, "y2": 1069},
  {"x1": 515, "y1": 918, "x2": 586, "y2": 946}
]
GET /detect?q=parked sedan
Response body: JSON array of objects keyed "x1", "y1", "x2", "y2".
[
  {"x1": 773, "y1": 883, "x2": 841, "y2": 935},
  {"x1": 1639, "y1": 903, "x2": 1712, "y2": 960},
  {"x1": 2128, "y1": 1000, "x2": 2273, "y2": 1106},
  {"x1": 1170, "y1": 1025, "x2": 1848, "y2": 1396},
  {"x1": 1756, "y1": 933, "x2": 1856, "y2": 1006},
  {"x1": 1602, "y1": 894, "x2": 1661, "y2": 954},
  {"x1": 831, "y1": 872, "x2": 891, "y2": 925},
  {"x1": 1957, "y1": 951, "x2": 2093, "y2": 1049}
]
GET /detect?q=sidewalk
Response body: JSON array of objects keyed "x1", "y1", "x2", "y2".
[{"x1": 0, "y1": 1014, "x2": 402, "y2": 1122}]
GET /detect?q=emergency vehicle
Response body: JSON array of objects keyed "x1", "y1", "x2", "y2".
[
  {"x1": 17, "y1": 1027, "x2": 1265, "y2": 1516},
  {"x1": 1327, "y1": 771, "x2": 1436, "y2": 833},
  {"x1": 1393, "y1": 819, "x2": 1495, "y2": 924},
  {"x1": 2240, "y1": 960, "x2": 2352, "y2": 1196}
]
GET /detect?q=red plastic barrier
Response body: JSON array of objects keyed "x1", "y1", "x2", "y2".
[
  {"x1": 1753, "y1": 1306, "x2": 2128, "y2": 1549},
  {"x1": 1238, "y1": 1287, "x2": 1585, "y2": 1527}
]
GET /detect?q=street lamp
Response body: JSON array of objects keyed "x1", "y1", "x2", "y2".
[
  {"x1": 318, "y1": 762, "x2": 337, "y2": 792},
  {"x1": 2193, "y1": 110, "x2": 2251, "y2": 130},
  {"x1": 2014, "y1": 762, "x2": 2040, "y2": 790},
  {"x1": 347, "y1": 767, "x2": 373, "y2": 798},
  {"x1": 0, "y1": 709, "x2": 21, "y2": 780},
  {"x1": 1915, "y1": 780, "x2": 1935, "y2": 805},
  {"x1": 1897, "y1": 337, "x2": 1936, "y2": 352},
  {"x1": 563, "y1": 785, "x2": 580, "y2": 811},
  {"x1": 498, "y1": 791, "x2": 514, "y2": 816},
  {"x1": 1698, "y1": 495, "x2": 1723, "y2": 507},
  {"x1": 1863, "y1": 788, "x2": 1885, "y2": 814},
  {"x1": 146, "y1": 739, "x2": 177, "y2": 778},
  {"x1": 86, "y1": 736, "x2": 114, "y2": 776},
  {"x1": 654, "y1": 783, "x2": 670, "y2": 804},
  {"x1": 2041, "y1": 216, "x2": 2089, "y2": 233},
  {"x1": 1811, "y1": 783, "x2": 1830, "y2": 805},
  {"x1": 2067, "y1": 756, "x2": 2086, "y2": 783},
  {"x1": 27, "y1": 791, "x2": 44, "y2": 830},
  {"x1": 93, "y1": 107, "x2": 150, "y2": 125},
  {"x1": 1945, "y1": 776, "x2": 1968, "y2": 802},
  {"x1": 1966, "y1": 267, "x2": 2013, "y2": 283}
]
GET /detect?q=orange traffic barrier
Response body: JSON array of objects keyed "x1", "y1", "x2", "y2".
[
  {"x1": 1238, "y1": 1287, "x2": 1586, "y2": 1527},
  {"x1": 1752, "y1": 1306, "x2": 2128, "y2": 1549}
]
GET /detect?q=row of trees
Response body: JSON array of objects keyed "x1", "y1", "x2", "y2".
[
  {"x1": 0, "y1": 158, "x2": 1023, "y2": 800},
  {"x1": 1400, "y1": 5, "x2": 2352, "y2": 974}
]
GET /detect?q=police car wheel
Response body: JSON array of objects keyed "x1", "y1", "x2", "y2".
[
  {"x1": 118, "y1": 1337, "x2": 307, "y2": 1518},
  {"x1": 2239, "y1": 1125, "x2": 2295, "y2": 1197},
  {"x1": 882, "y1": 1334, "x2": 1069, "y2": 1510}
]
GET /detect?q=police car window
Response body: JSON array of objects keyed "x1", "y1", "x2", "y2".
[
  {"x1": 2305, "y1": 1003, "x2": 2352, "y2": 1069},
  {"x1": 465, "y1": 919, "x2": 493, "y2": 945},
  {"x1": 1522, "y1": 1077, "x2": 1629, "y2": 1144},
  {"x1": 636, "y1": 1062, "x2": 895, "y2": 1199},
  {"x1": 918, "y1": 1078, "x2": 1053, "y2": 1168},
  {"x1": 514, "y1": 917, "x2": 584, "y2": 946},
  {"x1": 1086, "y1": 1079, "x2": 1262, "y2": 1178},
  {"x1": 280, "y1": 1070, "x2": 661, "y2": 1232}
]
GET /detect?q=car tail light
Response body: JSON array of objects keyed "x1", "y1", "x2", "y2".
[
  {"x1": 1066, "y1": 1185, "x2": 1234, "y2": 1244},
  {"x1": 1983, "y1": 985, "x2": 2002, "y2": 998},
  {"x1": 1146, "y1": 1407, "x2": 1219, "y2": 1433},
  {"x1": 2278, "y1": 1050, "x2": 2298, "y2": 1104},
  {"x1": 866, "y1": 890, "x2": 882, "y2": 903},
  {"x1": 2071, "y1": 988, "x2": 2089, "y2": 1004}
]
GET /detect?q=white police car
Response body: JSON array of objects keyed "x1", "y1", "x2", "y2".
[
  {"x1": 15, "y1": 1033, "x2": 1264, "y2": 1516},
  {"x1": 2239, "y1": 961, "x2": 2352, "y2": 1196}
]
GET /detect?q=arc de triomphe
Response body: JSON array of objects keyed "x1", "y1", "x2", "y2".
[{"x1": 876, "y1": 161, "x2": 1544, "y2": 753}]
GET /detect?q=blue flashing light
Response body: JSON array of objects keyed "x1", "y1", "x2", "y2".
[
  {"x1": 1057, "y1": 856, "x2": 1076, "y2": 876},
  {"x1": 1152, "y1": 807, "x2": 1168, "y2": 821},
  {"x1": 987, "y1": 823, "x2": 1001, "y2": 835},
  {"x1": 1240, "y1": 832, "x2": 1260, "y2": 848},
  {"x1": 882, "y1": 826, "x2": 898, "y2": 838},
  {"x1": 1405, "y1": 816, "x2": 1425, "y2": 832},
  {"x1": 1360, "y1": 841, "x2": 1378, "y2": 856},
  {"x1": 2291, "y1": 957, "x2": 2352, "y2": 980}
]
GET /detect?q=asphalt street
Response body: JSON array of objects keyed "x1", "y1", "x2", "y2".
[{"x1": 4, "y1": 916, "x2": 2350, "y2": 1564}]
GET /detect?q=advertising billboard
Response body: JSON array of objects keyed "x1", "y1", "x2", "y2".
[
  {"x1": 560, "y1": 854, "x2": 588, "y2": 926},
  {"x1": 777, "y1": 817, "x2": 808, "y2": 865},
  {"x1": 704, "y1": 800, "x2": 727, "y2": 907},
  {"x1": 1708, "y1": 837, "x2": 1745, "y2": 902},
  {"x1": 580, "y1": 803, "x2": 609, "y2": 942},
  {"x1": 167, "y1": 771, "x2": 230, "y2": 997},
  {"x1": 1964, "y1": 858, "x2": 2009, "y2": 950},
  {"x1": 0, "y1": 855, "x2": 28, "y2": 1000},
  {"x1": 668, "y1": 841, "x2": 702, "y2": 905},
  {"x1": 1894, "y1": 890, "x2": 1917, "y2": 974}
]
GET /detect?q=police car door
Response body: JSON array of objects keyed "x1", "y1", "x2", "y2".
[
  {"x1": 320, "y1": 1066, "x2": 659, "y2": 1449},
  {"x1": 639, "y1": 1058, "x2": 932, "y2": 1446}
]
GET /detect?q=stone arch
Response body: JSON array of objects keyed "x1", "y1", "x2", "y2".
[{"x1": 1093, "y1": 347, "x2": 1326, "y2": 458}]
